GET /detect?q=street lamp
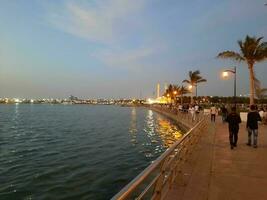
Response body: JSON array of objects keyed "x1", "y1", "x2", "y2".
[
  {"x1": 187, "y1": 85, "x2": 194, "y2": 104},
  {"x1": 222, "y1": 66, "x2": 237, "y2": 108},
  {"x1": 173, "y1": 91, "x2": 177, "y2": 105}
]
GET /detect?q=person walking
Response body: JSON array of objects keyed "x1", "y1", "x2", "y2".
[
  {"x1": 246, "y1": 105, "x2": 262, "y2": 148},
  {"x1": 190, "y1": 105, "x2": 196, "y2": 121},
  {"x1": 226, "y1": 107, "x2": 241, "y2": 149},
  {"x1": 221, "y1": 105, "x2": 228, "y2": 123},
  {"x1": 210, "y1": 105, "x2": 217, "y2": 122}
]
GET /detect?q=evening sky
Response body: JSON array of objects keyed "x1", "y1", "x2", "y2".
[{"x1": 0, "y1": 0, "x2": 267, "y2": 99}]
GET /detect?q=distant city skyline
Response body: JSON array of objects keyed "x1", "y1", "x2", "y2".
[{"x1": 0, "y1": 0, "x2": 267, "y2": 99}]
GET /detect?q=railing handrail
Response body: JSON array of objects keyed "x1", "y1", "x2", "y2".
[{"x1": 112, "y1": 112, "x2": 206, "y2": 200}]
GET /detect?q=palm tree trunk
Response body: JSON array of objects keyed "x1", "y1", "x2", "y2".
[
  {"x1": 181, "y1": 94, "x2": 183, "y2": 104},
  {"x1": 191, "y1": 92, "x2": 193, "y2": 104},
  {"x1": 248, "y1": 64, "x2": 255, "y2": 105}
]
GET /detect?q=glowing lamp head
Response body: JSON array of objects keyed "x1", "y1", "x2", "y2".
[
  {"x1": 173, "y1": 91, "x2": 177, "y2": 95},
  {"x1": 222, "y1": 71, "x2": 229, "y2": 78},
  {"x1": 167, "y1": 94, "x2": 170, "y2": 97},
  {"x1": 188, "y1": 85, "x2": 193, "y2": 90}
]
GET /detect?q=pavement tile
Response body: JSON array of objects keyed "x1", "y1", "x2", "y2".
[{"x1": 164, "y1": 117, "x2": 267, "y2": 200}]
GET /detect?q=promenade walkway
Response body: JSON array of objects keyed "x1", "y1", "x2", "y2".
[{"x1": 165, "y1": 117, "x2": 267, "y2": 200}]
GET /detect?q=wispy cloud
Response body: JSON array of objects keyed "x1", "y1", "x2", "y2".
[
  {"x1": 91, "y1": 45, "x2": 165, "y2": 70},
  {"x1": 46, "y1": 0, "x2": 167, "y2": 70},
  {"x1": 48, "y1": 0, "x2": 146, "y2": 44}
]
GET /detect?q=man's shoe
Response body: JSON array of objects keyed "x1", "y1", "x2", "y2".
[
  {"x1": 233, "y1": 144, "x2": 237, "y2": 147},
  {"x1": 231, "y1": 146, "x2": 234, "y2": 149},
  {"x1": 246, "y1": 143, "x2": 251, "y2": 146},
  {"x1": 254, "y1": 145, "x2": 258, "y2": 148}
]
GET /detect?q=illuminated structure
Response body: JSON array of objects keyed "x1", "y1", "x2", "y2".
[{"x1": 157, "y1": 83, "x2": 160, "y2": 98}]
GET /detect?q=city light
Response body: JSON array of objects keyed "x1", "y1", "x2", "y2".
[
  {"x1": 14, "y1": 98, "x2": 21, "y2": 103},
  {"x1": 222, "y1": 71, "x2": 229, "y2": 78},
  {"x1": 147, "y1": 98, "x2": 154, "y2": 104}
]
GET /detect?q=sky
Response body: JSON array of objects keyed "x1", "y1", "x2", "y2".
[{"x1": 0, "y1": 0, "x2": 267, "y2": 99}]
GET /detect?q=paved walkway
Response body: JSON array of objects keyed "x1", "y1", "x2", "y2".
[{"x1": 165, "y1": 117, "x2": 267, "y2": 200}]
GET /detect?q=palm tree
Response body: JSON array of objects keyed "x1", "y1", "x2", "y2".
[
  {"x1": 172, "y1": 85, "x2": 180, "y2": 104},
  {"x1": 217, "y1": 35, "x2": 267, "y2": 105},
  {"x1": 182, "y1": 70, "x2": 207, "y2": 104},
  {"x1": 254, "y1": 76, "x2": 267, "y2": 102},
  {"x1": 164, "y1": 84, "x2": 180, "y2": 104},
  {"x1": 256, "y1": 87, "x2": 267, "y2": 101},
  {"x1": 178, "y1": 85, "x2": 189, "y2": 104},
  {"x1": 164, "y1": 84, "x2": 173, "y2": 97}
]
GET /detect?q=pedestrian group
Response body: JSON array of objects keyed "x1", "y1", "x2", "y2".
[{"x1": 210, "y1": 104, "x2": 264, "y2": 149}]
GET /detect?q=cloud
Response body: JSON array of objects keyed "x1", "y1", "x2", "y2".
[
  {"x1": 91, "y1": 46, "x2": 164, "y2": 70},
  {"x1": 48, "y1": 0, "x2": 146, "y2": 44},
  {"x1": 46, "y1": 0, "x2": 168, "y2": 70}
]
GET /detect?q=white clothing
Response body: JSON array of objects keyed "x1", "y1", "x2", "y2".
[
  {"x1": 210, "y1": 106, "x2": 217, "y2": 115},
  {"x1": 259, "y1": 110, "x2": 264, "y2": 118}
]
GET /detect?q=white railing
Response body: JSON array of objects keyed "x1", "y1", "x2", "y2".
[{"x1": 112, "y1": 107, "x2": 208, "y2": 200}]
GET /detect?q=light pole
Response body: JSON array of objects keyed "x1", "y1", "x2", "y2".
[
  {"x1": 222, "y1": 66, "x2": 237, "y2": 108},
  {"x1": 173, "y1": 90, "x2": 177, "y2": 104},
  {"x1": 188, "y1": 85, "x2": 193, "y2": 104}
]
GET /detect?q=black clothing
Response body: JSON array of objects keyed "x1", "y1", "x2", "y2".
[
  {"x1": 246, "y1": 111, "x2": 261, "y2": 129},
  {"x1": 221, "y1": 107, "x2": 228, "y2": 114},
  {"x1": 226, "y1": 112, "x2": 241, "y2": 148},
  {"x1": 211, "y1": 114, "x2": 216, "y2": 122},
  {"x1": 226, "y1": 112, "x2": 241, "y2": 132},
  {"x1": 229, "y1": 131, "x2": 238, "y2": 147}
]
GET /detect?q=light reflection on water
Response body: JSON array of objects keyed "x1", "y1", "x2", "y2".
[
  {"x1": 130, "y1": 108, "x2": 184, "y2": 159},
  {"x1": 0, "y1": 105, "x2": 185, "y2": 200},
  {"x1": 129, "y1": 107, "x2": 138, "y2": 145},
  {"x1": 156, "y1": 117, "x2": 183, "y2": 147}
]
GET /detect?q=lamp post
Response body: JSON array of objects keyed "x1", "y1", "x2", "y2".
[
  {"x1": 173, "y1": 91, "x2": 177, "y2": 105},
  {"x1": 187, "y1": 85, "x2": 193, "y2": 104},
  {"x1": 222, "y1": 66, "x2": 237, "y2": 108}
]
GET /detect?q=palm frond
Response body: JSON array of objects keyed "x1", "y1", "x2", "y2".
[
  {"x1": 182, "y1": 80, "x2": 190, "y2": 84},
  {"x1": 183, "y1": 70, "x2": 207, "y2": 87},
  {"x1": 196, "y1": 78, "x2": 207, "y2": 83},
  {"x1": 256, "y1": 37, "x2": 264, "y2": 45},
  {"x1": 254, "y1": 75, "x2": 267, "y2": 99},
  {"x1": 179, "y1": 85, "x2": 189, "y2": 94},
  {"x1": 217, "y1": 51, "x2": 244, "y2": 61},
  {"x1": 254, "y1": 42, "x2": 267, "y2": 62}
]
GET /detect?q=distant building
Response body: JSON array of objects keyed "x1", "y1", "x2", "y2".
[
  {"x1": 69, "y1": 95, "x2": 78, "y2": 101},
  {"x1": 157, "y1": 83, "x2": 160, "y2": 99}
]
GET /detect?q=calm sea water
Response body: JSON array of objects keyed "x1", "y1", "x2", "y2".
[{"x1": 0, "y1": 104, "x2": 184, "y2": 200}]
